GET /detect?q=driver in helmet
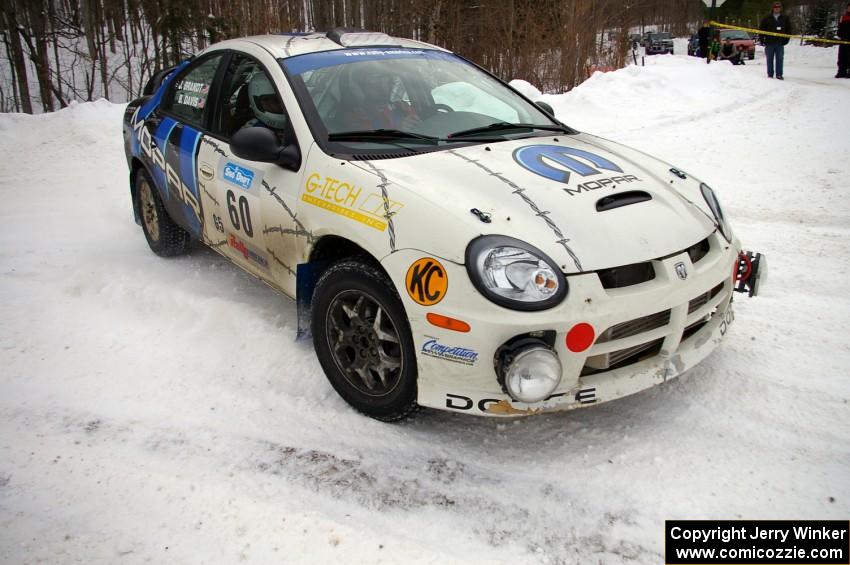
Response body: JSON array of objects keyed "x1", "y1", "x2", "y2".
[
  {"x1": 341, "y1": 64, "x2": 418, "y2": 131},
  {"x1": 242, "y1": 72, "x2": 288, "y2": 134}
]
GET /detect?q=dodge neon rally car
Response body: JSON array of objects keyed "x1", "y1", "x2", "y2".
[{"x1": 122, "y1": 29, "x2": 765, "y2": 421}]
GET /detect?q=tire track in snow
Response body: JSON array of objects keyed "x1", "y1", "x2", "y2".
[{"x1": 0, "y1": 406, "x2": 660, "y2": 564}]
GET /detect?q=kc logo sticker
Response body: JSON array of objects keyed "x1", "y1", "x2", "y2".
[
  {"x1": 405, "y1": 258, "x2": 447, "y2": 306},
  {"x1": 513, "y1": 145, "x2": 623, "y2": 184}
]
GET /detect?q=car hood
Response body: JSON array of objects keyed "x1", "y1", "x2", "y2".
[{"x1": 351, "y1": 133, "x2": 717, "y2": 273}]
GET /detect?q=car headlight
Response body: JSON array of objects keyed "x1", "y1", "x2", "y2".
[
  {"x1": 501, "y1": 344, "x2": 562, "y2": 403},
  {"x1": 466, "y1": 235, "x2": 567, "y2": 311},
  {"x1": 700, "y1": 183, "x2": 732, "y2": 242}
]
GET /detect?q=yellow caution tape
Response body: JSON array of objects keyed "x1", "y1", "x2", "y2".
[{"x1": 709, "y1": 20, "x2": 850, "y2": 45}]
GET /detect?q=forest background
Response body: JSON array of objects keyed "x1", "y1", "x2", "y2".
[{"x1": 1, "y1": 0, "x2": 845, "y2": 114}]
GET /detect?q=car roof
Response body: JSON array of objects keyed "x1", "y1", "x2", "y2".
[{"x1": 201, "y1": 29, "x2": 449, "y2": 60}]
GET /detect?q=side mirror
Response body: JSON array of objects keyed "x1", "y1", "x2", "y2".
[
  {"x1": 536, "y1": 101, "x2": 555, "y2": 117},
  {"x1": 230, "y1": 127, "x2": 301, "y2": 171}
]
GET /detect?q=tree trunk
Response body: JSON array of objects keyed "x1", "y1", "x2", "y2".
[
  {"x1": 24, "y1": 0, "x2": 55, "y2": 111},
  {"x1": 1, "y1": 0, "x2": 33, "y2": 113}
]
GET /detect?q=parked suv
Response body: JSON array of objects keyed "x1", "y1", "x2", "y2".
[{"x1": 644, "y1": 32, "x2": 674, "y2": 55}]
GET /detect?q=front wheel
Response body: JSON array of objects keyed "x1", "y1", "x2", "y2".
[{"x1": 311, "y1": 259, "x2": 418, "y2": 422}]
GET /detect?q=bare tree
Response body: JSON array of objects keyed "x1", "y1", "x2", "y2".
[{"x1": 1, "y1": 0, "x2": 702, "y2": 113}]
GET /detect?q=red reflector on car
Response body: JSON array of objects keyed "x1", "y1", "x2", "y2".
[
  {"x1": 566, "y1": 323, "x2": 595, "y2": 352},
  {"x1": 426, "y1": 313, "x2": 471, "y2": 333}
]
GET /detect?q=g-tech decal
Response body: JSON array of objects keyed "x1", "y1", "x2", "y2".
[
  {"x1": 421, "y1": 338, "x2": 477, "y2": 365},
  {"x1": 405, "y1": 258, "x2": 447, "y2": 306},
  {"x1": 223, "y1": 162, "x2": 255, "y2": 190},
  {"x1": 301, "y1": 172, "x2": 403, "y2": 232},
  {"x1": 448, "y1": 150, "x2": 583, "y2": 272},
  {"x1": 513, "y1": 145, "x2": 623, "y2": 184}
]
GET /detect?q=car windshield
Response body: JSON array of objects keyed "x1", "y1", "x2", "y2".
[
  {"x1": 649, "y1": 33, "x2": 672, "y2": 40},
  {"x1": 281, "y1": 48, "x2": 562, "y2": 150},
  {"x1": 720, "y1": 30, "x2": 751, "y2": 40}
]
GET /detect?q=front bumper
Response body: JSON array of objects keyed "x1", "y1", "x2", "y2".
[{"x1": 383, "y1": 231, "x2": 755, "y2": 417}]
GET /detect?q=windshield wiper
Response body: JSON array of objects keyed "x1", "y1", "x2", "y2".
[
  {"x1": 448, "y1": 122, "x2": 571, "y2": 139},
  {"x1": 328, "y1": 129, "x2": 441, "y2": 143}
]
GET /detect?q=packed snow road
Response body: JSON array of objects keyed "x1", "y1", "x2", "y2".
[{"x1": 1, "y1": 46, "x2": 848, "y2": 564}]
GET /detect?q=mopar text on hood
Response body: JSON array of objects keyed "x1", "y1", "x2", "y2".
[{"x1": 351, "y1": 133, "x2": 718, "y2": 273}]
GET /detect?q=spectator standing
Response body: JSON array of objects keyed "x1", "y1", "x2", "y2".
[
  {"x1": 837, "y1": 3, "x2": 850, "y2": 78},
  {"x1": 709, "y1": 34, "x2": 721, "y2": 61},
  {"x1": 698, "y1": 20, "x2": 712, "y2": 59},
  {"x1": 759, "y1": 1, "x2": 792, "y2": 79}
]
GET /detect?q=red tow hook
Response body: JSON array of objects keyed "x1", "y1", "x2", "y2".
[{"x1": 734, "y1": 251, "x2": 766, "y2": 297}]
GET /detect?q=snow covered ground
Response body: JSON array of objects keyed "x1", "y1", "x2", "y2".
[{"x1": 1, "y1": 45, "x2": 849, "y2": 564}]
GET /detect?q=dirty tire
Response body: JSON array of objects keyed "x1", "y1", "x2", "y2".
[
  {"x1": 312, "y1": 258, "x2": 418, "y2": 422},
  {"x1": 135, "y1": 168, "x2": 192, "y2": 257}
]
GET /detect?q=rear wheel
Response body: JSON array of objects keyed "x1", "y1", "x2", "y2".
[
  {"x1": 312, "y1": 259, "x2": 418, "y2": 421},
  {"x1": 135, "y1": 168, "x2": 192, "y2": 257}
]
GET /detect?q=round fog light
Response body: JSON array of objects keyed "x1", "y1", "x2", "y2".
[{"x1": 503, "y1": 346, "x2": 562, "y2": 403}]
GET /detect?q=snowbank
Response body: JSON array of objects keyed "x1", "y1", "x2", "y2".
[{"x1": 1, "y1": 47, "x2": 848, "y2": 564}]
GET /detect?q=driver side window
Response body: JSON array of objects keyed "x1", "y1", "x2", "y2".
[
  {"x1": 213, "y1": 54, "x2": 289, "y2": 140},
  {"x1": 163, "y1": 55, "x2": 223, "y2": 127}
]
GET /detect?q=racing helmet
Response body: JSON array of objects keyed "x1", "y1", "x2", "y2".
[{"x1": 248, "y1": 72, "x2": 287, "y2": 130}]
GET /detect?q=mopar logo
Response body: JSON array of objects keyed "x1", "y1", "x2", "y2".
[
  {"x1": 513, "y1": 145, "x2": 623, "y2": 184},
  {"x1": 223, "y1": 162, "x2": 254, "y2": 190}
]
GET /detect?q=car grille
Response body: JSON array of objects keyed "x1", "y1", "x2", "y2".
[
  {"x1": 597, "y1": 261, "x2": 655, "y2": 289},
  {"x1": 596, "y1": 309, "x2": 671, "y2": 343},
  {"x1": 687, "y1": 282, "x2": 724, "y2": 314},
  {"x1": 595, "y1": 237, "x2": 710, "y2": 290},
  {"x1": 582, "y1": 280, "x2": 728, "y2": 374}
]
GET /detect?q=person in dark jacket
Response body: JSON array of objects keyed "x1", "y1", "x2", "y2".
[
  {"x1": 759, "y1": 1, "x2": 792, "y2": 79},
  {"x1": 698, "y1": 20, "x2": 711, "y2": 59},
  {"x1": 719, "y1": 38, "x2": 742, "y2": 65},
  {"x1": 709, "y1": 34, "x2": 721, "y2": 61},
  {"x1": 837, "y1": 3, "x2": 850, "y2": 78}
]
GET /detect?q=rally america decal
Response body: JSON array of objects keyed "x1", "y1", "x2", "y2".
[{"x1": 512, "y1": 144, "x2": 642, "y2": 197}]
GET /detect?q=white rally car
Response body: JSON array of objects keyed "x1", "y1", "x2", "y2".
[{"x1": 122, "y1": 29, "x2": 765, "y2": 421}]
